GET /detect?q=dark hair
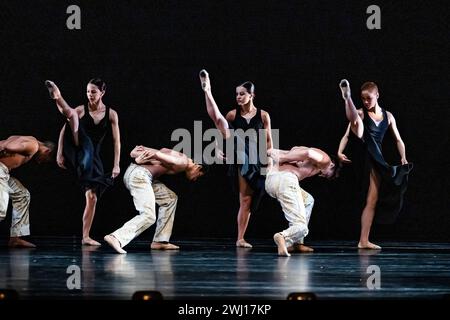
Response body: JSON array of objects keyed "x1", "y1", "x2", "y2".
[
  {"x1": 328, "y1": 155, "x2": 342, "y2": 180},
  {"x1": 237, "y1": 81, "x2": 255, "y2": 95},
  {"x1": 88, "y1": 78, "x2": 106, "y2": 91},
  {"x1": 35, "y1": 140, "x2": 56, "y2": 162},
  {"x1": 199, "y1": 164, "x2": 211, "y2": 175}
]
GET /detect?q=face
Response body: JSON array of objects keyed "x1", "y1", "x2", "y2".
[
  {"x1": 236, "y1": 86, "x2": 253, "y2": 106},
  {"x1": 86, "y1": 84, "x2": 105, "y2": 104},
  {"x1": 186, "y1": 164, "x2": 205, "y2": 181},
  {"x1": 35, "y1": 147, "x2": 52, "y2": 164},
  {"x1": 319, "y1": 162, "x2": 336, "y2": 179},
  {"x1": 361, "y1": 90, "x2": 379, "y2": 110}
]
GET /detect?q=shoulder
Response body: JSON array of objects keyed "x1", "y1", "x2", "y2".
[
  {"x1": 386, "y1": 110, "x2": 395, "y2": 124},
  {"x1": 24, "y1": 136, "x2": 39, "y2": 152},
  {"x1": 109, "y1": 108, "x2": 119, "y2": 121},
  {"x1": 226, "y1": 109, "x2": 236, "y2": 121},
  {"x1": 75, "y1": 105, "x2": 85, "y2": 117},
  {"x1": 261, "y1": 109, "x2": 271, "y2": 120},
  {"x1": 24, "y1": 136, "x2": 38, "y2": 144}
]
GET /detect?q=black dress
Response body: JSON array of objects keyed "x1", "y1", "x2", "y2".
[
  {"x1": 361, "y1": 108, "x2": 413, "y2": 224},
  {"x1": 228, "y1": 107, "x2": 267, "y2": 213},
  {"x1": 62, "y1": 105, "x2": 114, "y2": 196}
]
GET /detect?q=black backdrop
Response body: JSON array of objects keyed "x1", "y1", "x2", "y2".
[{"x1": 1, "y1": 0, "x2": 449, "y2": 241}]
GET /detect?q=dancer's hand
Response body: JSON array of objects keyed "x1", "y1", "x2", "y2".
[
  {"x1": 135, "y1": 150, "x2": 154, "y2": 164},
  {"x1": 112, "y1": 165, "x2": 120, "y2": 178},
  {"x1": 401, "y1": 158, "x2": 408, "y2": 165},
  {"x1": 215, "y1": 140, "x2": 227, "y2": 161},
  {"x1": 338, "y1": 153, "x2": 352, "y2": 164},
  {"x1": 56, "y1": 153, "x2": 67, "y2": 169},
  {"x1": 267, "y1": 148, "x2": 281, "y2": 163}
]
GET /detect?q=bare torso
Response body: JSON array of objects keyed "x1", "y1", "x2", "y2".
[
  {"x1": 139, "y1": 161, "x2": 186, "y2": 179},
  {"x1": 271, "y1": 159, "x2": 320, "y2": 181},
  {"x1": 0, "y1": 136, "x2": 36, "y2": 170}
]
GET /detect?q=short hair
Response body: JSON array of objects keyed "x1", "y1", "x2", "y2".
[
  {"x1": 328, "y1": 155, "x2": 342, "y2": 180},
  {"x1": 361, "y1": 81, "x2": 379, "y2": 93},
  {"x1": 44, "y1": 140, "x2": 56, "y2": 156},
  {"x1": 199, "y1": 163, "x2": 210, "y2": 175}
]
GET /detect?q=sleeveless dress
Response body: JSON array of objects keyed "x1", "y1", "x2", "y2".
[
  {"x1": 62, "y1": 105, "x2": 114, "y2": 196},
  {"x1": 361, "y1": 108, "x2": 413, "y2": 224},
  {"x1": 228, "y1": 107, "x2": 267, "y2": 213}
]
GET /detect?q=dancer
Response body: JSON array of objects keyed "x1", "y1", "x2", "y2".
[
  {"x1": 200, "y1": 69, "x2": 273, "y2": 248},
  {"x1": 45, "y1": 79, "x2": 121, "y2": 246},
  {"x1": 104, "y1": 146, "x2": 206, "y2": 254},
  {"x1": 0, "y1": 135, "x2": 54, "y2": 247},
  {"x1": 266, "y1": 147, "x2": 338, "y2": 256},
  {"x1": 338, "y1": 80, "x2": 412, "y2": 249}
]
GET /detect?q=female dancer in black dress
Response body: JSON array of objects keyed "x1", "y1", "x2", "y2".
[
  {"x1": 200, "y1": 70, "x2": 273, "y2": 248},
  {"x1": 46, "y1": 79, "x2": 121, "y2": 246},
  {"x1": 338, "y1": 80, "x2": 412, "y2": 249}
]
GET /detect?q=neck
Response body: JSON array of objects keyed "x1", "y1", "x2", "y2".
[
  {"x1": 89, "y1": 101, "x2": 103, "y2": 110},
  {"x1": 241, "y1": 102, "x2": 255, "y2": 113}
]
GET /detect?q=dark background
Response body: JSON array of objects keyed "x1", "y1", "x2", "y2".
[{"x1": 1, "y1": 0, "x2": 449, "y2": 242}]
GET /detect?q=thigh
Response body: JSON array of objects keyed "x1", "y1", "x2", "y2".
[{"x1": 152, "y1": 181, "x2": 177, "y2": 206}]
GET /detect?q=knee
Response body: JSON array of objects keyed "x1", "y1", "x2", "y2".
[
  {"x1": 21, "y1": 189, "x2": 31, "y2": 204},
  {"x1": 307, "y1": 195, "x2": 314, "y2": 207},
  {"x1": 168, "y1": 192, "x2": 178, "y2": 204}
]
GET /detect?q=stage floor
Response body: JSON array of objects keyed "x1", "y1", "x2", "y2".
[{"x1": 0, "y1": 238, "x2": 449, "y2": 300}]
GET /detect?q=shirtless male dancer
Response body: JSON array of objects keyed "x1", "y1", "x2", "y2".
[
  {"x1": 266, "y1": 147, "x2": 338, "y2": 256},
  {"x1": 104, "y1": 146, "x2": 206, "y2": 253},
  {"x1": 0, "y1": 136, "x2": 54, "y2": 247}
]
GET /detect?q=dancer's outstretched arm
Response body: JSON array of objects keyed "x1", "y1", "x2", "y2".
[
  {"x1": 337, "y1": 123, "x2": 352, "y2": 164},
  {"x1": 269, "y1": 147, "x2": 330, "y2": 168},
  {"x1": 56, "y1": 125, "x2": 67, "y2": 169},
  {"x1": 339, "y1": 80, "x2": 364, "y2": 139},
  {"x1": 199, "y1": 70, "x2": 231, "y2": 139}
]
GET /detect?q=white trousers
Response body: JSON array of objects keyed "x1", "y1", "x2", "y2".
[
  {"x1": 0, "y1": 162, "x2": 31, "y2": 237},
  {"x1": 265, "y1": 171, "x2": 314, "y2": 247},
  {"x1": 112, "y1": 164, "x2": 178, "y2": 247}
]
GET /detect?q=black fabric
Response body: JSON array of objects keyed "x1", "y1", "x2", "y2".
[
  {"x1": 227, "y1": 107, "x2": 267, "y2": 213},
  {"x1": 361, "y1": 108, "x2": 413, "y2": 224},
  {"x1": 62, "y1": 106, "x2": 114, "y2": 197}
]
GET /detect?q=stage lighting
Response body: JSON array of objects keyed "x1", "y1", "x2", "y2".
[
  {"x1": 0, "y1": 289, "x2": 19, "y2": 300},
  {"x1": 287, "y1": 292, "x2": 317, "y2": 300},
  {"x1": 132, "y1": 290, "x2": 163, "y2": 300}
]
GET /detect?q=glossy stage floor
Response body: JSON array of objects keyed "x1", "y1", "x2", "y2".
[{"x1": 0, "y1": 238, "x2": 449, "y2": 300}]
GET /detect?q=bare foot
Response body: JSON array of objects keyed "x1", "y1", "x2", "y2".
[
  {"x1": 8, "y1": 237, "x2": 36, "y2": 248},
  {"x1": 151, "y1": 242, "x2": 180, "y2": 250},
  {"x1": 358, "y1": 241, "x2": 381, "y2": 250},
  {"x1": 199, "y1": 69, "x2": 211, "y2": 92},
  {"x1": 273, "y1": 233, "x2": 290, "y2": 257},
  {"x1": 236, "y1": 239, "x2": 253, "y2": 248},
  {"x1": 45, "y1": 80, "x2": 61, "y2": 99},
  {"x1": 104, "y1": 235, "x2": 126, "y2": 254},
  {"x1": 287, "y1": 243, "x2": 314, "y2": 253},
  {"x1": 339, "y1": 79, "x2": 351, "y2": 100},
  {"x1": 82, "y1": 237, "x2": 101, "y2": 246}
]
